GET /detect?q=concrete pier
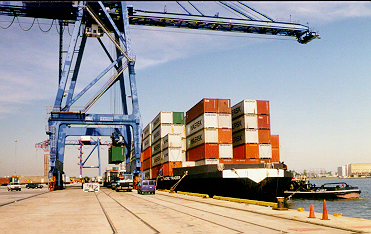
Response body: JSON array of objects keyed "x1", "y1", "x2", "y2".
[{"x1": 1, "y1": 184, "x2": 371, "y2": 233}]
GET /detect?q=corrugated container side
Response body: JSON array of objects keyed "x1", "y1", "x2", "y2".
[
  {"x1": 271, "y1": 135, "x2": 279, "y2": 148},
  {"x1": 143, "y1": 169, "x2": 151, "y2": 180},
  {"x1": 186, "y1": 98, "x2": 218, "y2": 124},
  {"x1": 152, "y1": 111, "x2": 173, "y2": 130},
  {"x1": 151, "y1": 139, "x2": 162, "y2": 155},
  {"x1": 257, "y1": 115, "x2": 270, "y2": 129},
  {"x1": 163, "y1": 148, "x2": 185, "y2": 163},
  {"x1": 186, "y1": 113, "x2": 218, "y2": 136},
  {"x1": 258, "y1": 129, "x2": 271, "y2": 144},
  {"x1": 151, "y1": 124, "x2": 185, "y2": 143},
  {"x1": 231, "y1": 100, "x2": 257, "y2": 119},
  {"x1": 142, "y1": 136, "x2": 151, "y2": 151},
  {"x1": 232, "y1": 114, "x2": 257, "y2": 132},
  {"x1": 162, "y1": 133, "x2": 183, "y2": 149},
  {"x1": 173, "y1": 112, "x2": 185, "y2": 124},
  {"x1": 173, "y1": 124, "x2": 186, "y2": 138},
  {"x1": 187, "y1": 128, "x2": 218, "y2": 150},
  {"x1": 232, "y1": 143, "x2": 259, "y2": 159},
  {"x1": 162, "y1": 161, "x2": 183, "y2": 176},
  {"x1": 143, "y1": 123, "x2": 151, "y2": 140},
  {"x1": 151, "y1": 165, "x2": 161, "y2": 179},
  {"x1": 218, "y1": 113, "x2": 232, "y2": 128},
  {"x1": 186, "y1": 143, "x2": 219, "y2": 161},
  {"x1": 218, "y1": 128, "x2": 232, "y2": 144},
  {"x1": 257, "y1": 100, "x2": 269, "y2": 115},
  {"x1": 272, "y1": 148, "x2": 280, "y2": 162},
  {"x1": 217, "y1": 99, "x2": 231, "y2": 113},
  {"x1": 259, "y1": 144, "x2": 272, "y2": 159},
  {"x1": 219, "y1": 143, "x2": 233, "y2": 158},
  {"x1": 151, "y1": 152, "x2": 162, "y2": 167},
  {"x1": 232, "y1": 129, "x2": 259, "y2": 147},
  {"x1": 195, "y1": 158, "x2": 220, "y2": 166},
  {"x1": 142, "y1": 158, "x2": 151, "y2": 170},
  {"x1": 142, "y1": 147, "x2": 151, "y2": 161}
]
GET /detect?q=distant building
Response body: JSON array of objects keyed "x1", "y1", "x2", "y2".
[{"x1": 338, "y1": 163, "x2": 371, "y2": 177}]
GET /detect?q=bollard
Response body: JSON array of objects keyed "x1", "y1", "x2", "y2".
[{"x1": 272, "y1": 197, "x2": 288, "y2": 210}]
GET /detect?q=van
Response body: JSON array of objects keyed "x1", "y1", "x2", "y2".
[{"x1": 137, "y1": 180, "x2": 156, "y2": 194}]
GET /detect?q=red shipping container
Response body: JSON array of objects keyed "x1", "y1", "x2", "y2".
[
  {"x1": 186, "y1": 143, "x2": 219, "y2": 161},
  {"x1": 257, "y1": 100, "x2": 269, "y2": 115},
  {"x1": 233, "y1": 143, "x2": 259, "y2": 159},
  {"x1": 258, "y1": 129, "x2": 271, "y2": 144},
  {"x1": 272, "y1": 148, "x2": 280, "y2": 162},
  {"x1": 271, "y1": 135, "x2": 279, "y2": 148},
  {"x1": 186, "y1": 98, "x2": 218, "y2": 124},
  {"x1": 217, "y1": 99, "x2": 231, "y2": 114},
  {"x1": 151, "y1": 165, "x2": 161, "y2": 179},
  {"x1": 257, "y1": 115, "x2": 270, "y2": 129},
  {"x1": 218, "y1": 128, "x2": 232, "y2": 144},
  {"x1": 162, "y1": 161, "x2": 183, "y2": 176},
  {"x1": 142, "y1": 147, "x2": 152, "y2": 161},
  {"x1": 142, "y1": 158, "x2": 151, "y2": 170}
]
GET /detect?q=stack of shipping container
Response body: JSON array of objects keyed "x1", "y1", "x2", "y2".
[
  {"x1": 185, "y1": 98, "x2": 233, "y2": 166},
  {"x1": 140, "y1": 98, "x2": 281, "y2": 179}
]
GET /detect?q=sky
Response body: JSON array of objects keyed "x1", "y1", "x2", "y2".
[{"x1": 1, "y1": 1, "x2": 371, "y2": 177}]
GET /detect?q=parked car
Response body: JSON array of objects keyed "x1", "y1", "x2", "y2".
[
  {"x1": 26, "y1": 183, "x2": 43, "y2": 189},
  {"x1": 137, "y1": 180, "x2": 155, "y2": 194},
  {"x1": 7, "y1": 182, "x2": 21, "y2": 191}
]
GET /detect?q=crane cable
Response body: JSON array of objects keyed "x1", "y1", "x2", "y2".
[
  {"x1": 17, "y1": 16, "x2": 35, "y2": 31},
  {"x1": 37, "y1": 18, "x2": 54, "y2": 33},
  {"x1": 0, "y1": 15, "x2": 15, "y2": 29}
]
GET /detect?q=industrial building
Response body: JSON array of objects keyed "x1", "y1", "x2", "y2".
[{"x1": 337, "y1": 163, "x2": 371, "y2": 177}]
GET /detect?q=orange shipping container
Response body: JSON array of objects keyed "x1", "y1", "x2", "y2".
[
  {"x1": 233, "y1": 143, "x2": 259, "y2": 159},
  {"x1": 142, "y1": 158, "x2": 151, "y2": 171},
  {"x1": 217, "y1": 99, "x2": 231, "y2": 114},
  {"x1": 186, "y1": 143, "x2": 219, "y2": 161},
  {"x1": 151, "y1": 165, "x2": 161, "y2": 179},
  {"x1": 257, "y1": 100, "x2": 269, "y2": 115},
  {"x1": 162, "y1": 161, "x2": 183, "y2": 177},
  {"x1": 271, "y1": 135, "x2": 279, "y2": 148},
  {"x1": 186, "y1": 98, "x2": 218, "y2": 124},
  {"x1": 258, "y1": 129, "x2": 271, "y2": 144},
  {"x1": 218, "y1": 128, "x2": 232, "y2": 144},
  {"x1": 272, "y1": 148, "x2": 280, "y2": 162},
  {"x1": 257, "y1": 115, "x2": 270, "y2": 129},
  {"x1": 142, "y1": 147, "x2": 152, "y2": 161}
]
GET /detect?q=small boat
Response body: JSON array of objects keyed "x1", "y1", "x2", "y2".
[{"x1": 284, "y1": 180, "x2": 361, "y2": 199}]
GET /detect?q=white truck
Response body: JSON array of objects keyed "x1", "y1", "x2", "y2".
[{"x1": 8, "y1": 182, "x2": 21, "y2": 191}]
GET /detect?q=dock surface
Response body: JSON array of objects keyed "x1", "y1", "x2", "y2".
[{"x1": 1, "y1": 184, "x2": 371, "y2": 233}]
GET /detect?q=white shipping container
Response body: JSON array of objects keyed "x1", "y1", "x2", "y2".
[
  {"x1": 151, "y1": 152, "x2": 162, "y2": 167},
  {"x1": 259, "y1": 144, "x2": 272, "y2": 159},
  {"x1": 219, "y1": 144, "x2": 233, "y2": 159},
  {"x1": 151, "y1": 111, "x2": 173, "y2": 130},
  {"x1": 142, "y1": 136, "x2": 151, "y2": 151},
  {"x1": 182, "y1": 161, "x2": 196, "y2": 167},
  {"x1": 186, "y1": 113, "x2": 218, "y2": 136},
  {"x1": 232, "y1": 114, "x2": 258, "y2": 133},
  {"x1": 218, "y1": 113, "x2": 232, "y2": 129},
  {"x1": 152, "y1": 124, "x2": 184, "y2": 143},
  {"x1": 187, "y1": 128, "x2": 218, "y2": 150},
  {"x1": 151, "y1": 139, "x2": 162, "y2": 155},
  {"x1": 195, "y1": 159, "x2": 219, "y2": 166},
  {"x1": 232, "y1": 129, "x2": 259, "y2": 147},
  {"x1": 231, "y1": 100, "x2": 257, "y2": 119},
  {"x1": 163, "y1": 148, "x2": 185, "y2": 163},
  {"x1": 162, "y1": 133, "x2": 183, "y2": 149},
  {"x1": 143, "y1": 123, "x2": 151, "y2": 140}
]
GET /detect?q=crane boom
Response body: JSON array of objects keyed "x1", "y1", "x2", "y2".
[{"x1": 0, "y1": 1, "x2": 319, "y2": 44}]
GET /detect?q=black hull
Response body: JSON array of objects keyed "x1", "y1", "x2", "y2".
[{"x1": 156, "y1": 164, "x2": 293, "y2": 202}]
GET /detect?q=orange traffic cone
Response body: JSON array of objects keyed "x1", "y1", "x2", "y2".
[
  {"x1": 308, "y1": 204, "x2": 315, "y2": 218},
  {"x1": 322, "y1": 199, "x2": 330, "y2": 220}
]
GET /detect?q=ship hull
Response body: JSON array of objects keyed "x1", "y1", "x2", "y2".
[{"x1": 156, "y1": 164, "x2": 293, "y2": 202}]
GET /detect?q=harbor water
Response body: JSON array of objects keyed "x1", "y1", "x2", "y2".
[{"x1": 287, "y1": 178, "x2": 371, "y2": 220}]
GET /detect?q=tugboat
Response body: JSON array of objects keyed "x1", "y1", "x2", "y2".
[{"x1": 284, "y1": 180, "x2": 361, "y2": 199}]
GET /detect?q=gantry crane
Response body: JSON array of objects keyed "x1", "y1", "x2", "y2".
[{"x1": 0, "y1": 1, "x2": 319, "y2": 190}]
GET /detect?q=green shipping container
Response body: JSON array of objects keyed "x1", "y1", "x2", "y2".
[
  {"x1": 109, "y1": 146, "x2": 125, "y2": 164},
  {"x1": 173, "y1": 112, "x2": 184, "y2": 124}
]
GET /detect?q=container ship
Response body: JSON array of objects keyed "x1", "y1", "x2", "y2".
[{"x1": 138, "y1": 98, "x2": 293, "y2": 202}]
